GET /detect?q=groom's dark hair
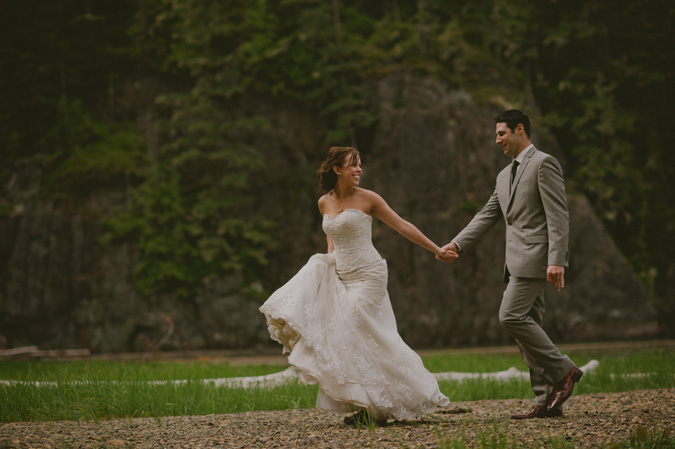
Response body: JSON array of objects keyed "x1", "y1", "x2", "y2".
[{"x1": 495, "y1": 109, "x2": 531, "y2": 138}]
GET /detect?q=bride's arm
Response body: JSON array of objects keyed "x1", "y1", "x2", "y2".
[
  {"x1": 370, "y1": 192, "x2": 456, "y2": 260},
  {"x1": 318, "y1": 195, "x2": 335, "y2": 254}
]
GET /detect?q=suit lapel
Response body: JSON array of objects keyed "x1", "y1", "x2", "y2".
[
  {"x1": 508, "y1": 147, "x2": 536, "y2": 206},
  {"x1": 498, "y1": 165, "x2": 510, "y2": 209}
]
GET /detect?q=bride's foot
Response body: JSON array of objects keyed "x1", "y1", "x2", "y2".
[
  {"x1": 343, "y1": 410, "x2": 367, "y2": 425},
  {"x1": 343, "y1": 410, "x2": 387, "y2": 427}
]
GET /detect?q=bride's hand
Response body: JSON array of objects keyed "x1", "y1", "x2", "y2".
[{"x1": 435, "y1": 247, "x2": 458, "y2": 263}]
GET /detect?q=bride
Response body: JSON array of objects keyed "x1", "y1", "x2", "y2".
[{"x1": 259, "y1": 146, "x2": 456, "y2": 424}]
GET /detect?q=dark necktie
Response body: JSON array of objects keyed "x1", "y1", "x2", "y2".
[{"x1": 510, "y1": 160, "x2": 520, "y2": 185}]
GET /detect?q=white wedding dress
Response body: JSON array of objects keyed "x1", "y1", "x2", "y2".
[{"x1": 259, "y1": 209, "x2": 449, "y2": 420}]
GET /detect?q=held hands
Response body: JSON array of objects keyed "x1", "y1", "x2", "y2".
[{"x1": 436, "y1": 242, "x2": 459, "y2": 263}]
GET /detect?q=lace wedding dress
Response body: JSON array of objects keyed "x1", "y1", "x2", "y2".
[{"x1": 259, "y1": 209, "x2": 449, "y2": 420}]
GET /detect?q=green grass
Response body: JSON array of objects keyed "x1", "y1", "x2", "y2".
[
  {"x1": 0, "y1": 360, "x2": 316, "y2": 422},
  {"x1": 1, "y1": 379, "x2": 319, "y2": 423},
  {"x1": 427, "y1": 349, "x2": 675, "y2": 401},
  {"x1": 1, "y1": 348, "x2": 673, "y2": 423},
  {"x1": 0, "y1": 358, "x2": 285, "y2": 382}
]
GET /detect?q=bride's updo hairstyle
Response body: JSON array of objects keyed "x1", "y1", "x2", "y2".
[{"x1": 317, "y1": 146, "x2": 360, "y2": 194}]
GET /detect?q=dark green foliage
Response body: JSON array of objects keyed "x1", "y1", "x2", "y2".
[
  {"x1": 2, "y1": 0, "x2": 673, "y2": 323},
  {"x1": 528, "y1": 1, "x2": 674, "y2": 319},
  {"x1": 104, "y1": 167, "x2": 275, "y2": 298},
  {"x1": 0, "y1": 0, "x2": 139, "y2": 179},
  {"x1": 44, "y1": 99, "x2": 146, "y2": 193}
]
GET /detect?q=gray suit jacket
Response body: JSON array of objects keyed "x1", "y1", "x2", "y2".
[{"x1": 453, "y1": 147, "x2": 569, "y2": 280}]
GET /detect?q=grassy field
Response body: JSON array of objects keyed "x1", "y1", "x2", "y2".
[{"x1": 1, "y1": 347, "x2": 673, "y2": 423}]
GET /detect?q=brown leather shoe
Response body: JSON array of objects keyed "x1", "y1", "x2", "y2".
[
  {"x1": 511, "y1": 405, "x2": 547, "y2": 419},
  {"x1": 547, "y1": 403, "x2": 564, "y2": 417},
  {"x1": 511, "y1": 404, "x2": 564, "y2": 420},
  {"x1": 547, "y1": 367, "x2": 583, "y2": 410}
]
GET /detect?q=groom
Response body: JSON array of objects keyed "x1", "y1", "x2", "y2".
[{"x1": 440, "y1": 110, "x2": 582, "y2": 419}]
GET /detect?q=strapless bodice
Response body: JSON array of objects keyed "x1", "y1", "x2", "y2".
[{"x1": 322, "y1": 209, "x2": 382, "y2": 272}]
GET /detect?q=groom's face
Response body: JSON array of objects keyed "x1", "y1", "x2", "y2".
[{"x1": 495, "y1": 122, "x2": 523, "y2": 158}]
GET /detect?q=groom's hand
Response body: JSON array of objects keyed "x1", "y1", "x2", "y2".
[
  {"x1": 547, "y1": 265, "x2": 565, "y2": 291},
  {"x1": 436, "y1": 242, "x2": 459, "y2": 263},
  {"x1": 438, "y1": 248, "x2": 458, "y2": 262}
]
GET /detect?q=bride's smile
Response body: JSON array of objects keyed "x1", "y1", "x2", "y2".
[{"x1": 336, "y1": 156, "x2": 362, "y2": 188}]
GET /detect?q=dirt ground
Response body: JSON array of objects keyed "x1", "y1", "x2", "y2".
[{"x1": 1, "y1": 389, "x2": 674, "y2": 448}]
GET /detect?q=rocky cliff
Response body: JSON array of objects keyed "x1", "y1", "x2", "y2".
[{"x1": 0, "y1": 73, "x2": 658, "y2": 353}]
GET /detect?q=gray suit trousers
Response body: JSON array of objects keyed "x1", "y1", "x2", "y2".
[{"x1": 499, "y1": 276, "x2": 576, "y2": 406}]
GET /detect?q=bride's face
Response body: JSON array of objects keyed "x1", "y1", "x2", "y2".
[{"x1": 335, "y1": 154, "x2": 362, "y2": 187}]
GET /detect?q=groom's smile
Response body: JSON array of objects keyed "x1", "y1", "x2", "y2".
[{"x1": 495, "y1": 122, "x2": 526, "y2": 158}]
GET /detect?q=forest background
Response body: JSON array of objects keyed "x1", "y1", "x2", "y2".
[{"x1": 1, "y1": 0, "x2": 673, "y2": 351}]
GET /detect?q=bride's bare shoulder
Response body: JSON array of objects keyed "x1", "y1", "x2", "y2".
[
  {"x1": 318, "y1": 192, "x2": 334, "y2": 213},
  {"x1": 357, "y1": 188, "x2": 384, "y2": 203},
  {"x1": 319, "y1": 192, "x2": 335, "y2": 203},
  {"x1": 355, "y1": 187, "x2": 376, "y2": 197},
  {"x1": 354, "y1": 189, "x2": 386, "y2": 214}
]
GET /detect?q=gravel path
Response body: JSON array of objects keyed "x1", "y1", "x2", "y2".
[{"x1": 1, "y1": 389, "x2": 673, "y2": 448}]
